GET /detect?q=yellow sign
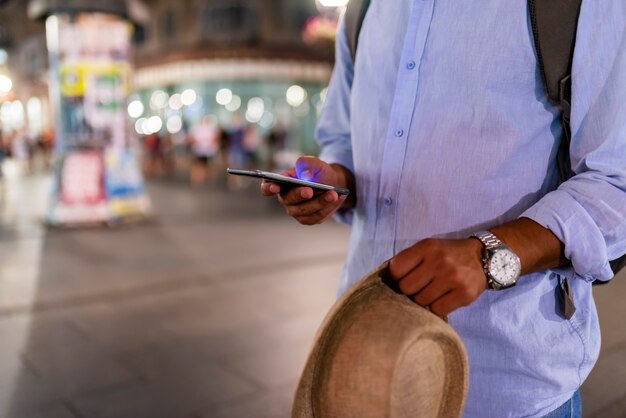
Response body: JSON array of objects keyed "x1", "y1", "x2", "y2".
[{"x1": 60, "y1": 62, "x2": 130, "y2": 97}]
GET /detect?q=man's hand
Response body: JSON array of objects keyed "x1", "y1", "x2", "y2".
[
  {"x1": 389, "y1": 238, "x2": 487, "y2": 317},
  {"x1": 388, "y1": 218, "x2": 568, "y2": 316},
  {"x1": 260, "y1": 156, "x2": 355, "y2": 225}
]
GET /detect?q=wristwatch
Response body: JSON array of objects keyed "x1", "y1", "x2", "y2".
[{"x1": 470, "y1": 231, "x2": 521, "y2": 290}]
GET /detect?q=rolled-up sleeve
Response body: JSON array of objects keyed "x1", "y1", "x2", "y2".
[{"x1": 522, "y1": 2, "x2": 626, "y2": 282}]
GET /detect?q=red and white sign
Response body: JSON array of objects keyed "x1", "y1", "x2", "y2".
[{"x1": 60, "y1": 151, "x2": 106, "y2": 205}]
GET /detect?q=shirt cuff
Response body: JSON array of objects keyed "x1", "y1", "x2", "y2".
[{"x1": 520, "y1": 189, "x2": 614, "y2": 282}]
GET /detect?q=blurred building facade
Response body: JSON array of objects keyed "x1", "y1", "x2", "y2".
[
  {"x1": 0, "y1": 0, "x2": 337, "y2": 160},
  {"x1": 0, "y1": 1, "x2": 50, "y2": 138},
  {"x1": 131, "y1": 0, "x2": 336, "y2": 158}
]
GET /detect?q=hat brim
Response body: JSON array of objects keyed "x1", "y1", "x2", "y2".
[{"x1": 292, "y1": 261, "x2": 469, "y2": 418}]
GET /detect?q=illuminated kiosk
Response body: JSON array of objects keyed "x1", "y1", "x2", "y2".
[{"x1": 29, "y1": 0, "x2": 151, "y2": 225}]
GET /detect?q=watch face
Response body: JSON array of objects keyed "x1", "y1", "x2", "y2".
[{"x1": 489, "y1": 248, "x2": 521, "y2": 285}]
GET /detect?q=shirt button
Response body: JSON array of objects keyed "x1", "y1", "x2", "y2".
[
  {"x1": 394, "y1": 129, "x2": 404, "y2": 138},
  {"x1": 384, "y1": 197, "x2": 393, "y2": 206},
  {"x1": 407, "y1": 61, "x2": 416, "y2": 70}
]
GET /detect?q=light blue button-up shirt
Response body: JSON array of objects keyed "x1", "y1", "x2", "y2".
[{"x1": 316, "y1": 1, "x2": 626, "y2": 416}]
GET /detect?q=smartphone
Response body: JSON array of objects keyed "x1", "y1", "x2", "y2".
[{"x1": 227, "y1": 168, "x2": 350, "y2": 196}]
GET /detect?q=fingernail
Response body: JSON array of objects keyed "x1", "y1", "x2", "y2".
[
  {"x1": 270, "y1": 184, "x2": 279, "y2": 193},
  {"x1": 325, "y1": 193, "x2": 334, "y2": 202},
  {"x1": 300, "y1": 189, "x2": 310, "y2": 199}
]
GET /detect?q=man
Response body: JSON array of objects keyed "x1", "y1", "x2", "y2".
[{"x1": 261, "y1": 2, "x2": 626, "y2": 417}]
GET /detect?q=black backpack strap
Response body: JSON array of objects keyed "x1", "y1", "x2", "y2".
[
  {"x1": 528, "y1": 0, "x2": 583, "y2": 182},
  {"x1": 344, "y1": 0, "x2": 371, "y2": 62}
]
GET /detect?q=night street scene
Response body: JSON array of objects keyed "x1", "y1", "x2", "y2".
[{"x1": 0, "y1": 1, "x2": 625, "y2": 417}]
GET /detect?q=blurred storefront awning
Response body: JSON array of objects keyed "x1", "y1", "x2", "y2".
[
  {"x1": 28, "y1": 0, "x2": 128, "y2": 20},
  {"x1": 134, "y1": 59, "x2": 332, "y2": 90}
]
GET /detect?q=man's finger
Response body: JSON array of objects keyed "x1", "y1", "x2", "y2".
[
  {"x1": 279, "y1": 187, "x2": 314, "y2": 205},
  {"x1": 429, "y1": 292, "x2": 460, "y2": 317},
  {"x1": 285, "y1": 198, "x2": 325, "y2": 218},
  {"x1": 397, "y1": 267, "x2": 432, "y2": 296},
  {"x1": 389, "y1": 248, "x2": 422, "y2": 281},
  {"x1": 412, "y1": 277, "x2": 454, "y2": 307},
  {"x1": 286, "y1": 191, "x2": 340, "y2": 217},
  {"x1": 261, "y1": 180, "x2": 280, "y2": 196},
  {"x1": 315, "y1": 193, "x2": 344, "y2": 218},
  {"x1": 295, "y1": 194, "x2": 345, "y2": 224},
  {"x1": 390, "y1": 239, "x2": 444, "y2": 281}
]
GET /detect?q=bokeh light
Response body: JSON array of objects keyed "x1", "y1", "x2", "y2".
[
  {"x1": 127, "y1": 100, "x2": 144, "y2": 118},
  {"x1": 216, "y1": 88, "x2": 233, "y2": 106},
  {"x1": 181, "y1": 89, "x2": 197, "y2": 106},
  {"x1": 150, "y1": 90, "x2": 168, "y2": 110},
  {"x1": 286, "y1": 85, "x2": 307, "y2": 107}
]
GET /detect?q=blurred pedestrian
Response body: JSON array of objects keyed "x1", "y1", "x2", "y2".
[
  {"x1": 170, "y1": 125, "x2": 190, "y2": 175},
  {"x1": 188, "y1": 115, "x2": 219, "y2": 186},
  {"x1": 11, "y1": 130, "x2": 30, "y2": 174},
  {"x1": 267, "y1": 121, "x2": 288, "y2": 170},
  {"x1": 242, "y1": 124, "x2": 261, "y2": 167},
  {"x1": 0, "y1": 132, "x2": 4, "y2": 177},
  {"x1": 41, "y1": 128, "x2": 55, "y2": 170},
  {"x1": 217, "y1": 124, "x2": 230, "y2": 170},
  {"x1": 228, "y1": 115, "x2": 246, "y2": 169},
  {"x1": 142, "y1": 131, "x2": 164, "y2": 178}
]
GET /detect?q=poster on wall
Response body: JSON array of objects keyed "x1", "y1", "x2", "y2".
[
  {"x1": 59, "y1": 61, "x2": 130, "y2": 149},
  {"x1": 46, "y1": 12, "x2": 151, "y2": 225},
  {"x1": 105, "y1": 149, "x2": 151, "y2": 218},
  {"x1": 49, "y1": 151, "x2": 109, "y2": 224}
]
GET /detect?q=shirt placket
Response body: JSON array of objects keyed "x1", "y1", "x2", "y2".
[{"x1": 374, "y1": 0, "x2": 435, "y2": 258}]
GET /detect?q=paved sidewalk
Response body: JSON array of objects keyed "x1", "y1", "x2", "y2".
[
  {"x1": 0, "y1": 173, "x2": 350, "y2": 418},
  {"x1": 0, "y1": 171, "x2": 624, "y2": 417}
]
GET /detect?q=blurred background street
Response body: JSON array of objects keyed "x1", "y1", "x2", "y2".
[
  {"x1": 0, "y1": 0, "x2": 624, "y2": 417},
  {"x1": 0, "y1": 167, "x2": 349, "y2": 418}
]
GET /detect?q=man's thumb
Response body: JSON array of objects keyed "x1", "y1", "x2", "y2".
[{"x1": 295, "y1": 156, "x2": 323, "y2": 181}]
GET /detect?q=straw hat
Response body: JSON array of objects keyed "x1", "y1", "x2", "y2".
[{"x1": 292, "y1": 261, "x2": 469, "y2": 418}]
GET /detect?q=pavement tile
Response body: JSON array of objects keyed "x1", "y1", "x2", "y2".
[
  {"x1": 163, "y1": 263, "x2": 340, "y2": 324},
  {"x1": 71, "y1": 363, "x2": 259, "y2": 418},
  {"x1": 117, "y1": 337, "x2": 239, "y2": 381},
  {"x1": 19, "y1": 320, "x2": 99, "y2": 374},
  {"x1": 2, "y1": 400, "x2": 75, "y2": 418},
  {"x1": 217, "y1": 311, "x2": 324, "y2": 361},
  {"x1": 7, "y1": 317, "x2": 140, "y2": 400},
  {"x1": 589, "y1": 270, "x2": 626, "y2": 352},
  {"x1": 119, "y1": 309, "x2": 324, "y2": 379},
  {"x1": 205, "y1": 385, "x2": 295, "y2": 418},
  {"x1": 41, "y1": 358, "x2": 138, "y2": 399},
  {"x1": 0, "y1": 315, "x2": 36, "y2": 356},
  {"x1": 161, "y1": 217, "x2": 349, "y2": 279},
  {"x1": 587, "y1": 393, "x2": 626, "y2": 418},
  {"x1": 261, "y1": 265, "x2": 341, "y2": 316},
  {"x1": 223, "y1": 333, "x2": 313, "y2": 389},
  {"x1": 580, "y1": 344, "x2": 626, "y2": 416},
  {"x1": 155, "y1": 288, "x2": 274, "y2": 338},
  {"x1": 0, "y1": 366, "x2": 59, "y2": 414},
  {"x1": 68, "y1": 302, "x2": 178, "y2": 353}
]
